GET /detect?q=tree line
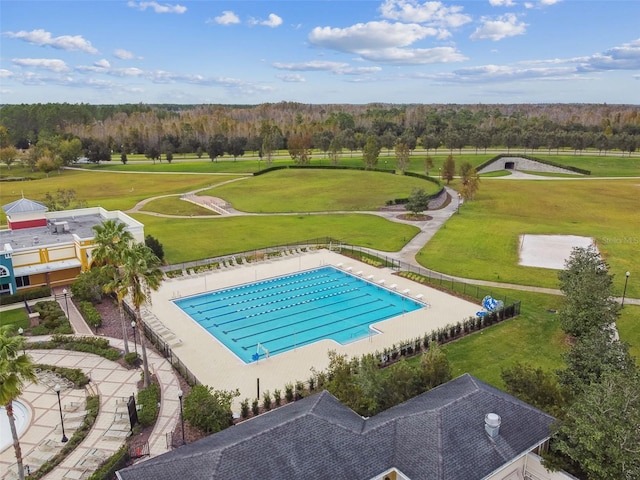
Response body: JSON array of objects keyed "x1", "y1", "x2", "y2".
[{"x1": 1, "y1": 103, "x2": 639, "y2": 171}]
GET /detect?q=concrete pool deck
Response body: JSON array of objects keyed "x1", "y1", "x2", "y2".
[{"x1": 147, "y1": 249, "x2": 481, "y2": 408}]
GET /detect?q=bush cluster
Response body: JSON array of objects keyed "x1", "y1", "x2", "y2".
[
  {"x1": 0, "y1": 286, "x2": 51, "y2": 306},
  {"x1": 78, "y1": 300, "x2": 102, "y2": 328},
  {"x1": 34, "y1": 335, "x2": 121, "y2": 361},
  {"x1": 31, "y1": 301, "x2": 73, "y2": 335},
  {"x1": 34, "y1": 364, "x2": 90, "y2": 388},
  {"x1": 137, "y1": 382, "x2": 160, "y2": 428}
]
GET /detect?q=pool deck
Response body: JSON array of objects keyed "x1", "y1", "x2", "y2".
[{"x1": 147, "y1": 249, "x2": 480, "y2": 409}]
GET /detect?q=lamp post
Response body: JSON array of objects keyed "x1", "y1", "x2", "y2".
[
  {"x1": 131, "y1": 321, "x2": 138, "y2": 357},
  {"x1": 178, "y1": 389, "x2": 186, "y2": 445},
  {"x1": 62, "y1": 288, "x2": 70, "y2": 318},
  {"x1": 457, "y1": 193, "x2": 462, "y2": 213},
  {"x1": 54, "y1": 384, "x2": 68, "y2": 443},
  {"x1": 622, "y1": 271, "x2": 631, "y2": 307},
  {"x1": 18, "y1": 327, "x2": 25, "y2": 355}
]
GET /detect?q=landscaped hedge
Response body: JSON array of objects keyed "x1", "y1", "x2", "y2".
[
  {"x1": 137, "y1": 382, "x2": 160, "y2": 427},
  {"x1": 34, "y1": 364, "x2": 90, "y2": 388},
  {"x1": 31, "y1": 301, "x2": 73, "y2": 335},
  {"x1": 34, "y1": 335, "x2": 121, "y2": 361},
  {"x1": 78, "y1": 300, "x2": 102, "y2": 328},
  {"x1": 0, "y1": 286, "x2": 51, "y2": 306}
]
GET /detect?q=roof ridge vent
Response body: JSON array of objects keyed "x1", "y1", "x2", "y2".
[{"x1": 485, "y1": 413, "x2": 501, "y2": 438}]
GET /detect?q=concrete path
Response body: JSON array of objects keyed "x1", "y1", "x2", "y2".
[{"x1": 1, "y1": 294, "x2": 181, "y2": 480}]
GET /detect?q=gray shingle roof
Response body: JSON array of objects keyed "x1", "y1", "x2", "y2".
[
  {"x1": 117, "y1": 374, "x2": 554, "y2": 480},
  {"x1": 2, "y1": 197, "x2": 48, "y2": 215}
]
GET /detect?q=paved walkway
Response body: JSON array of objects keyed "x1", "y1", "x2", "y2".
[{"x1": 1, "y1": 294, "x2": 181, "y2": 480}]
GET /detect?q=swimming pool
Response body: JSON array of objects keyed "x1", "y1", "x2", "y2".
[{"x1": 174, "y1": 266, "x2": 424, "y2": 363}]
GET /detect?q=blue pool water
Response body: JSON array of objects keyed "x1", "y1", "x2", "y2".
[{"x1": 173, "y1": 266, "x2": 424, "y2": 363}]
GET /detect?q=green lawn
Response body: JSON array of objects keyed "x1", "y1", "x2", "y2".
[
  {"x1": 618, "y1": 305, "x2": 640, "y2": 361},
  {"x1": 0, "y1": 307, "x2": 28, "y2": 330},
  {"x1": 134, "y1": 213, "x2": 420, "y2": 263},
  {"x1": 140, "y1": 196, "x2": 217, "y2": 216},
  {"x1": 420, "y1": 179, "x2": 640, "y2": 298},
  {"x1": 0, "y1": 171, "x2": 240, "y2": 223},
  {"x1": 205, "y1": 169, "x2": 440, "y2": 212}
]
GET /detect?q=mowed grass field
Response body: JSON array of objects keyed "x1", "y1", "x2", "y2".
[
  {"x1": 204, "y1": 169, "x2": 440, "y2": 212},
  {"x1": 419, "y1": 178, "x2": 640, "y2": 298},
  {"x1": 0, "y1": 170, "x2": 242, "y2": 222},
  {"x1": 135, "y1": 213, "x2": 419, "y2": 263}
]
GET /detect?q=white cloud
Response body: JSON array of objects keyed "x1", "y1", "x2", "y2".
[
  {"x1": 358, "y1": 46, "x2": 467, "y2": 65},
  {"x1": 309, "y1": 21, "x2": 437, "y2": 52},
  {"x1": 489, "y1": 0, "x2": 515, "y2": 6},
  {"x1": 249, "y1": 13, "x2": 283, "y2": 28},
  {"x1": 379, "y1": 0, "x2": 471, "y2": 28},
  {"x1": 127, "y1": 1, "x2": 186, "y2": 14},
  {"x1": 212, "y1": 11, "x2": 240, "y2": 25},
  {"x1": 276, "y1": 74, "x2": 306, "y2": 83},
  {"x1": 577, "y1": 38, "x2": 640, "y2": 72},
  {"x1": 12, "y1": 58, "x2": 69, "y2": 72},
  {"x1": 0, "y1": 69, "x2": 14, "y2": 78},
  {"x1": 94, "y1": 59, "x2": 111, "y2": 69},
  {"x1": 272, "y1": 60, "x2": 382, "y2": 75},
  {"x1": 470, "y1": 13, "x2": 527, "y2": 41},
  {"x1": 273, "y1": 60, "x2": 350, "y2": 71},
  {"x1": 525, "y1": 0, "x2": 561, "y2": 8},
  {"x1": 114, "y1": 49, "x2": 141, "y2": 60},
  {"x1": 4, "y1": 29, "x2": 98, "y2": 54}
]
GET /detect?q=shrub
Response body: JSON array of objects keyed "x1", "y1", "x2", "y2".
[
  {"x1": 262, "y1": 391, "x2": 272, "y2": 411},
  {"x1": 251, "y1": 398, "x2": 259, "y2": 416},
  {"x1": 124, "y1": 352, "x2": 139, "y2": 366},
  {"x1": 87, "y1": 445, "x2": 129, "y2": 480},
  {"x1": 0, "y1": 286, "x2": 51, "y2": 306},
  {"x1": 273, "y1": 389, "x2": 282, "y2": 407},
  {"x1": 240, "y1": 398, "x2": 250, "y2": 418},
  {"x1": 137, "y1": 382, "x2": 160, "y2": 428},
  {"x1": 183, "y1": 385, "x2": 239, "y2": 434},
  {"x1": 284, "y1": 383, "x2": 294, "y2": 402},
  {"x1": 34, "y1": 364, "x2": 89, "y2": 388},
  {"x1": 79, "y1": 301, "x2": 102, "y2": 328}
]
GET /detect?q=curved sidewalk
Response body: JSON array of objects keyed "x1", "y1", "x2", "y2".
[{"x1": 1, "y1": 294, "x2": 181, "y2": 480}]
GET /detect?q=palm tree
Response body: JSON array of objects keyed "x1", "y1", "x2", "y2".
[
  {"x1": 92, "y1": 219, "x2": 134, "y2": 355},
  {"x1": 121, "y1": 243, "x2": 164, "y2": 388},
  {"x1": 0, "y1": 327, "x2": 37, "y2": 480}
]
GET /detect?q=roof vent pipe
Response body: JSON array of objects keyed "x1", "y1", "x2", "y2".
[{"x1": 485, "y1": 413, "x2": 501, "y2": 438}]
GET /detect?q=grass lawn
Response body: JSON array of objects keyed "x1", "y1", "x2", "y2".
[
  {"x1": 205, "y1": 169, "x2": 440, "y2": 212},
  {"x1": 140, "y1": 196, "x2": 217, "y2": 216},
  {"x1": 402, "y1": 288, "x2": 567, "y2": 388},
  {"x1": 617, "y1": 305, "x2": 640, "y2": 361},
  {"x1": 420, "y1": 178, "x2": 640, "y2": 298},
  {"x1": 0, "y1": 171, "x2": 241, "y2": 223},
  {"x1": 0, "y1": 307, "x2": 29, "y2": 330},
  {"x1": 134, "y1": 213, "x2": 419, "y2": 263},
  {"x1": 531, "y1": 154, "x2": 640, "y2": 177}
]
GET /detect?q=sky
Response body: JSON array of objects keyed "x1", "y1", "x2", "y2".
[{"x1": 1, "y1": 0, "x2": 639, "y2": 105}]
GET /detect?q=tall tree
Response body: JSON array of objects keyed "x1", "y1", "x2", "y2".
[
  {"x1": 0, "y1": 327, "x2": 37, "y2": 480},
  {"x1": 362, "y1": 135, "x2": 380, "y2": 170},
  {"x1": 558, "y1": 245, "x2": 620, "y2": 338},
  {"x1": 424, "y1": 155, "x2": 433, "y2": 176},
  {"x1": 91, "y1": 219, "x2": 134, "y2": 355},
  {"x1": 120, "y1": 243, "x2": 164, "y2": 388},
  {"x1": 394, "y1": 140, "x2": 410, "y2": 173},
  {"x1": 0, "y1": 145, "x2": 18, "y2": 169},
  {"x1": 460, "y1": 168, "x2": 480, "y2": 201},
  {"x1": 546, "y1": 368, "x2": 640, "y2": 480},
  {"x1": 501, "y1": 362, "x2": 566, "y2": 417},
  {"x1": 442, "y1": 154, "x2": 456, "y2": 184}
]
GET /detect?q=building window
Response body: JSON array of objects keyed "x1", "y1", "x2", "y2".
[
  {"x1": 15, "y1": 276, "x2": 30, "y2": 288},
  {"x1": 0, "y1": 283, "x2": 11, "y2": 294},
  {"x1": 0, "y1": 266, "x2": 9, "y2": 277}
]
